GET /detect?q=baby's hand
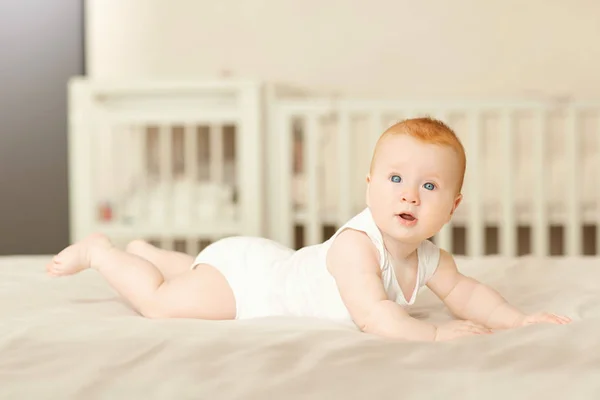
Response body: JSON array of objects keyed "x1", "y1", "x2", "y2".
[
  {"x1": 434, "y1": 320, "x2": 493, "y2": 341},
  {"x1": 516, "y1": 312, "x2": 572, "y2": 327}
]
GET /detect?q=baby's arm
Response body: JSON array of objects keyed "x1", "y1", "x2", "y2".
[
  {"x1": 327, "y1": 230, "x2": 489, "y2": 341},
  {"x1": 426, "y1": 250, "x2": 571, "y2": 329}
]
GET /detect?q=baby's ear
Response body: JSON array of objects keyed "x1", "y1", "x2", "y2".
[
  {"x1": 365, "y1": 175, "x2": 371, "y2": 206},
  {"x1": 450, "y1": 194, "x2": 463, "y2": 215}
]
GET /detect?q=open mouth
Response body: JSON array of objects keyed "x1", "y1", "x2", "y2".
[
  {"x1": 398, "y1": 212, "x2": 416, "y2": 221},
  {"x1": 396, "y1": 212, "x2": 418, "y2": 226}
]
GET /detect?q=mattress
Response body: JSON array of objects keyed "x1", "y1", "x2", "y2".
[{"x1": 1, "y1": 254, "x2": 598, "y2": 399}]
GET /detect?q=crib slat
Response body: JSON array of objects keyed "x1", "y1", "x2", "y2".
[
  {"x1": 133, "y1": 125, "x2": 148, "y2": 222},
  {"x1": 107, "y1": 125, "x2": 118, "y2": 219},
  {"x1": 467, "y1": 112, "x2": 484, "y2": 257},
  {"x1": 184, "y1": 125, "x2": 198, "y2": 182},
  {"x1": 159, "y1": 125, "x2": 173, "y2": 180},
  {"x1": 565, "y1": 108, "x2": 581, "y2": 256},
  {"x1": 277, "y1": 110, "x2": 294, "y2": 248},
  {"x1": 433, "y1": 111, "x2": 453, "y2": 252},
  {"x1": 97, "y1": 119, "x2": 114, "y2": 218},
  {"x1": 209, "y1": 124, "x2": 224, "y2": 183},
  {"x1": 305, "y1": 114, "x2": 321, "y2": 245},
  {"x1": 126, "y1": 125, "x2": 138, "y2": 203},
  {"x1": 120, "y1": 125, "x2": 135, "y2": 223},
  {"x1": 159, "y1": 125, "x2": 173, "y2": 225},
  {"x1": 238, "y1": 83, "x2": 263, "y2": 237},
  {"x1": 501, "y1": 111, "x2": 516, "y2": 257},
  {"x1": 368, "y1": 111, "x2": 382, "y2": 195},
  {"x1": 338, "y1": 110, "x2": 353, "y2": 226},
  {"x1": 533, "y1": 111, "x2": 548, "y2": 256},
  {"x1": 369, "y1": 111, "x2": 384, "y2": 159},
  {"x1": 436, "y1": 224, "x2": 453, "y2": 252},
  {"x1": 113, "y1": 124, "x2": 127, "y2": 223},
  {"x1": 265, "y1": 87, "x2": 279, "y2": 243},
  {"x1": 184, "y1": 125, "x2": 198, "y2": 224},
  {"x1": 68, "y1": 81, "x2": 95, "y2": 242}
]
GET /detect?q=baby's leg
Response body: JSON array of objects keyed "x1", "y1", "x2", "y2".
[
  {"x1": 125, "y1": 240, "x2": 194, "y2": 280},
  {"x1": 46, "y1": 234, "x2": 236, "y2": 320}
]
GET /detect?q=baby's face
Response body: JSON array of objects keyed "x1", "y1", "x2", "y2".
[{"x1": 366, "y1": 134, "x2": 463, "y2": 244}]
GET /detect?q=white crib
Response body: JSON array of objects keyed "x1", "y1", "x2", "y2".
[
  {"x1": 68, "y1": 79, "x2": 263, "y2": 253},
  {"x1": 272, "y1": 98, "x2": 600, "y2": 257},
  {"x1": 68, "y1": 79, "x2": 600, "y2": 257}
]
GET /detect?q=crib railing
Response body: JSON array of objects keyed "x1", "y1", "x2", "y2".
[
  {"x1": 70, "y1": 79, "x2": 600, "y2": 257},
  {"x1": 68, "y1": 79, "x2": 263, "y2": 251},
  {"x1": 269, "y1": 98, "x2": 600, "y2": 257}
]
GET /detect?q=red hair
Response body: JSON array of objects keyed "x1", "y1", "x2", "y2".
[{"x1": 369, "y1": 117, "x2": 466, "y2": 192}]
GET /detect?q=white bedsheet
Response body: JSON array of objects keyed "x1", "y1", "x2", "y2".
[{"x1": 1, "y1": 254, "x2": 599, "y2": 399}]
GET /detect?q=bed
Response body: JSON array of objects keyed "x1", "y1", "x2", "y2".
[
  {"x1": 1, "y1": 254, "x2": 597, "y2": 398},
  {"x1": 50, "y1": 78, "x2": 599, "y2": 396}
]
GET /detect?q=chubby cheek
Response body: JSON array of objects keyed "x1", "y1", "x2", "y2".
[
  {"x1": 421, "y1": 192, "x2": 454, "y2": 214},
  {"x1": 425, "y1": 208, "x2": 450, "y2": 225},
  {"x1": 368, "y1": 184, "x2": 393, "y2": 206},
  {"x1": 367, "y1": 187, "x2": 395, "y2": 221},
  {"x1": 368, "y1": 194, "x2": 388, "y2": 218}
]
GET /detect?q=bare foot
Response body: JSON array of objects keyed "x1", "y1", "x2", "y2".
[{"x1": 46, "y1": 233, "x2": 112, "y2": 277}]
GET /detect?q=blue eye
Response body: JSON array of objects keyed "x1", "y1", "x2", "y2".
[
  {"x1": 390, "y1": 175, "x2": 401, "y2": 183},
  {"x1": 423, "y1": 182, "x2": 435, "y2": 191}
]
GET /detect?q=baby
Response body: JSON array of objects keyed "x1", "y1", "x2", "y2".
[{"x1": 47, "y1": 117, "x2": 571, "y2": 341}]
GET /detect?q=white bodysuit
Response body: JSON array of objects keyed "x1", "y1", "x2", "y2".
[{"x1": 192, "y1": 207, "x2": 441, "y2": 323}]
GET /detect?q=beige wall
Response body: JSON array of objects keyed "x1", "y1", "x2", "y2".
[{"x1": 87, "y1": 0, "x2": 599, "y2": 99}]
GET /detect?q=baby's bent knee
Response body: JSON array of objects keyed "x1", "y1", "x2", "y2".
[{"x1": 126, "y1": 239, "x2": 151, "y2": 254}]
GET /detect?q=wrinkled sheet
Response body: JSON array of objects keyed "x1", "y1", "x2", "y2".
[{"x1": 0, "y1": 255, "x2": 599, "y2": 399}]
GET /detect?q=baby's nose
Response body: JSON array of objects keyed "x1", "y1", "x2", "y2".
[{"x1": 401, "y1": 190, "x2": 420, "y2": 204}]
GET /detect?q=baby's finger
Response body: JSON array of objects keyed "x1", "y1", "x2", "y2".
[
  {"x1": 552, "y1": 314, "x2": 572, "y2": 324},
  {"x1": 460, "y1": 329, "x2": 484, "y2": 336},
  {"x1": 539, "y1": 314, "x2": 562, "y2": 324},
  {"x1": 464, "y1": 320, "x2": 488, "y2": 330},
  {"x1": 464, "y1": 325, "x2": 492, "y2": 334}
]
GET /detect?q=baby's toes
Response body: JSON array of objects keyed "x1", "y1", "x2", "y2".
[
  {"x1": 46, "y1": 261, "x2": 65, "y2": 276},
  {"x1": 46, "y1": 251, "x2": 81, "y2": 276},
  {"x1": 46, "y1": 261, "x2": 61, "y2": 276},
  {"x1": 45, "y1": 262, "x2": 53, "y2": 274}
]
